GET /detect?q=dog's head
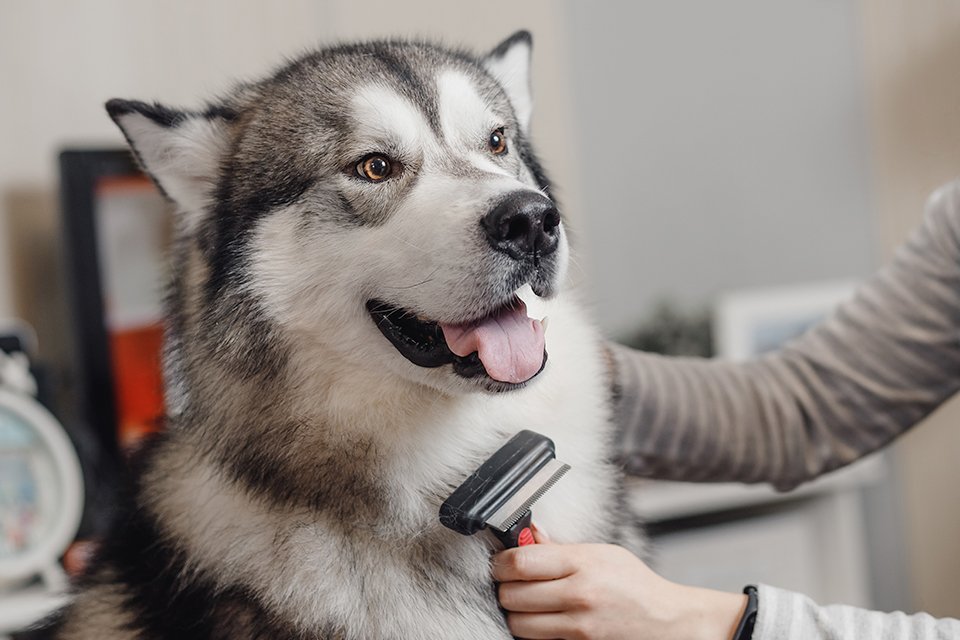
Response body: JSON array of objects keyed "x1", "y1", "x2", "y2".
[{"x1": 108, "y1": 32, "x2": 567, "y2": 396}]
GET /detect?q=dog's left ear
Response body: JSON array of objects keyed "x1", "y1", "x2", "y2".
[
  {"x1": 106, "y1": 99, "x2": 233, "y2": 226},
  {"x1": 484, "y1": 30, "x2": 534, "y2": 132}
]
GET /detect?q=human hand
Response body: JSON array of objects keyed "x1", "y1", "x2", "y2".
[{"x1": 491, "y1": 532, "x2": 746, "y2": 640}]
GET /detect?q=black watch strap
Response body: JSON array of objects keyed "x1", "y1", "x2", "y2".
[{"x1": 733, "y1": 585, "x2": 758, "y2": 640}]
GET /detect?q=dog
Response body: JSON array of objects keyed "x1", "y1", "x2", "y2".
[{"x1": 42, "y1": 31, "x2": 639, "y2": 639}]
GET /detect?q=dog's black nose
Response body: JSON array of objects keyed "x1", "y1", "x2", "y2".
[{"x1": 482, "y1": 192, "x2": 561, "y2": 261}]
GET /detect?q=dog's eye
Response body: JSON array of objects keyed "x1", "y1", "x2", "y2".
[
  {"x1": 488, "y1": 128, "x2": 507, "y2": 155},
  {"x1": 357, "y1": 154, "x2": 393, "y2": 182}
]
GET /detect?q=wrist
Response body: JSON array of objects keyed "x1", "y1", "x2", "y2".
[{"x1": 675, "y1": 584, "x2": 749, "y2": 640}]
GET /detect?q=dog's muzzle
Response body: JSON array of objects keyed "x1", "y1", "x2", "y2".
[{"x1": 366, "y1": 192, "x2": 561, "y2": 392}]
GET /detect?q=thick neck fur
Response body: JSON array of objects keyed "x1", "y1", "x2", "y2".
[{"x1": 140, "y1": 325, "x2": 529, "y2": 637}]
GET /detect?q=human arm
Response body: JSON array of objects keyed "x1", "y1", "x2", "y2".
[
  {"x1": 612, "y1": 181, "x2": 960, "y2": 489},
  {"x1": 493, "y1": 542, "x2": 960, "y2": 639}
]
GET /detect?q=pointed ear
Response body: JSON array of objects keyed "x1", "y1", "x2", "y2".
[
  {"x1": 483, "y1": 30, "x2": 534, "y2": 132},
  {"x1": 106, "y1": 99, "x2": 233, "y2": 217}
]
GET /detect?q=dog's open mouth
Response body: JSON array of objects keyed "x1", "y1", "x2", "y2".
[{"x1": 366, "y1": 297, "x2": 547, "y2": 387}]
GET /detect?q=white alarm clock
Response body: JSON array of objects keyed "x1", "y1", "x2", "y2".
[{"x1": 0, "y1": 327, "x2": 84, "y2": 635}]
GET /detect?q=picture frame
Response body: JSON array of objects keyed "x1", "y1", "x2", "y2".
[
  {"x1": 713, "y1": 279, "x2": 859, "y2": 361},
  {"x1": 59, "y1": 149, "x2": 171, "y2": 458}
]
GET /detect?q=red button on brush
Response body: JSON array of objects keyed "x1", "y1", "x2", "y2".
[{"x1": 517, "y1": 527, "x2": 535, "y2": 546}]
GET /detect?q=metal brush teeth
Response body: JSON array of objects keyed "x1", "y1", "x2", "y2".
[{"x1": 497, "y1": 462, "x2": 570, "y2": 531}]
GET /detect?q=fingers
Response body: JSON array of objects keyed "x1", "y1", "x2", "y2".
[
  {"x1": 530, "y1": 522, "x2": 551, "y2": 544},
  {"x1": 491, "y1": 544, "x2": 579, "y2": 582},
  {"x1": 505, "y1": 612, "x2": 582, "y2": 640},
  {"x1": 498, "y1": 577, "x2": 576, "y2": 612}
]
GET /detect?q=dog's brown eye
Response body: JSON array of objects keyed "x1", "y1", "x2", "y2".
[
  {"x1": 488, "y1": 128, "x2": 507, "y2": 155},
  {"x1": 357, "y1": 155, "x2": 392, "y2": 182}
]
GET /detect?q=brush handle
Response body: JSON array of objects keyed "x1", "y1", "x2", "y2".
[{"x1": 492, "y1": 511, "x2": 535, "y2": 548}]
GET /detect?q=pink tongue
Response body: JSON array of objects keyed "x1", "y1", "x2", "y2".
[{"x1": 440, "y1": 301, "x2": 545, "y2": 384}]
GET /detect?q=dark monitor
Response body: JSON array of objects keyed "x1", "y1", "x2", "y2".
[{"x1": 59, "y1": 150, "x2": 171, "y2": 463}]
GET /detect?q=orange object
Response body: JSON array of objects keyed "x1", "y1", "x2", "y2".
[
  {"x1": 63, "y1": 540, "x2": 99, "y2": 577},
  {"x1": 517, "y1": 527, "x2": 535, "y2": 546},
  {"x1": 108, "y1": 324, "x2": 165, "y2": 449}
]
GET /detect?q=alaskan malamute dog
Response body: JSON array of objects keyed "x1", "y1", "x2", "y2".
[{"x1": 48, "y1": 32, "x2": 636, "y2": 639}]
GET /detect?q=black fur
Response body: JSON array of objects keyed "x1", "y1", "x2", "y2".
[
  {"x1": 213, "y1": 417, "x2": 389, "y2": 520},
  {"x1": 105, "y1": 99, "x2": 239, "y2": 127},
  {"x1": 515, "y1": 134, "x2": 552, "y2": 198},
  {"x1": 202, "y1": 103, "x2": 240, "y2": 122},
  {"x1": 11, "y1": 613, "x2": 65, "y2": 640},
  {"x1": 366, "y1": 44, "x2": 442, "y2": 137},
  {"x1": 105, "y1": 99, "x2": 187, "y2": 128},
  {"x1": 203, "y1": 164, "x2": 317, "y2": 304},
  {"x1": 487, "y1": 30, "x2": 532, "y2": 61}
]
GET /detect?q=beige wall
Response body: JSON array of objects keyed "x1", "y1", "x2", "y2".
[{"x1": 859, "y1": 0, "x2": 960, "y2": 616}]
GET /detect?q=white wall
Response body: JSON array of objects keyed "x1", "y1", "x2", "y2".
[{"x1": 563, "y1": 0, "x2": 877, "y2": 337}]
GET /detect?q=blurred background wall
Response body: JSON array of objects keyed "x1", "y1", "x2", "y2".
[
  {"x1": 859, "y1": 1, "x2": 960, "y2": 617},
  {"x1": 567, "y1": 1, "x2": 875, "y2": 336},
  {"x1": 1, "y1": 0, "x2": 957, "y2": 618}
]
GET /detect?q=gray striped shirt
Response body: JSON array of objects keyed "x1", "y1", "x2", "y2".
[{"x1": 612, "y1": 181, "x2": 960, "y2": 637}]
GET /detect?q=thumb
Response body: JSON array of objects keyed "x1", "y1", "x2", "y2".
[{"x1": 531, "y1": 521, "x2": 552, "y2": 544}]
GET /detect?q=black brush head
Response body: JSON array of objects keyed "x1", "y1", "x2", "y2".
[{"x1": 439, "y1": 430, "x2": 560, "y2": 536}]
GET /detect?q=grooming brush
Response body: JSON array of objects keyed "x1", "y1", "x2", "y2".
[{"x1": 439, "y1": 430, "x2": 570, "y2": 548}]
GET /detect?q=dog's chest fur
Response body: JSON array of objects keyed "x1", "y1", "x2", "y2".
[{"x1": 54, "y1": 297, "x2": 624, "y2": 640}]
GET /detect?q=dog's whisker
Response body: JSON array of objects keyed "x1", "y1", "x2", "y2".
[
  {"x1": 567, "y1": 256, "x2": 584, "y2": 275},
  {"x1": 382, "y1": 267, "x2": 442, "y2": 291},
  {"x1": 389, "y1": 231, "x2": 431, "y2": 254},
  {"x1": 385, "y1": 278, "x2": 435, "y2": 291}
]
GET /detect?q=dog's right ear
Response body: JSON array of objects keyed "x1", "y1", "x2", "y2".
[
  {"x1": 106, "y1": 99, "x2": 233, "y2": 219},
  {"x1": 484, "y1": 31, "x2": 534, "y2": 132}
]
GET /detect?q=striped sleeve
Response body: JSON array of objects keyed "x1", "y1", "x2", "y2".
[
  {"x1": 755, "y1": 584, "x2": 960, "y2": 639},
  {"x1": 611, "y1": 180, "x2": 960, "y2": 490}
]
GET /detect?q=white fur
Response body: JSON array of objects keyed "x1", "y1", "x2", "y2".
[
  {"x1": 114, "y1": 112, "x2": 227, "y2": 234},
  {"x1": 350, "y1": 84, "x2": 441, "y2": 158},
  {"x1": 437, "y1": 70, "x2": 516, "y2": 177},
  {"x1": 482, "y1": 38, "x2": 534, "y2": 132}
]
